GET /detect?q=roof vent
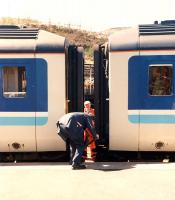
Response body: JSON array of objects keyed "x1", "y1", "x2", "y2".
[
  {"x1": 0, "y1": 26, "x2": 39, "y2": 39},
  {"x1": 0, "y1": 25, "x2": 20, "y2": 29},
  {"x1": 154, "y1": 21, "x2": 158, "y2": 24},
  {"x1": 161, "y1": 20, "x2": 175, "y2": 25}
]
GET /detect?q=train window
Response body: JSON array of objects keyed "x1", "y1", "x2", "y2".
[
  {"x1": 149, "y1": 65, "x2": 173, "y2": 96},
  {"x1": 3, "y1": 66, "x2": 27, "y2": 98}
]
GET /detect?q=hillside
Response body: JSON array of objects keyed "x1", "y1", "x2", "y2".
[{"x1": 0, "y1": 17, "x2": 108, "y2": 62}]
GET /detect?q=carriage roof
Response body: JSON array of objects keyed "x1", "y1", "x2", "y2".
[
  {"x1": 109, "y1": 22, "x2": 175, "y2": 52},
  {"x1": 0, "y1": 25, "x2": 65, "y2": 53}
]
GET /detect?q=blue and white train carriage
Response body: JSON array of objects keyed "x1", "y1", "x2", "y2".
[
  {"x1": 94, "y1": 21, "x2": 175, "y2": 153},
  {"x1": 0, "y1": 25, "x2": 84, "y2": 155}
]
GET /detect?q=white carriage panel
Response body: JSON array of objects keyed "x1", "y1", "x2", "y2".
[
  {"x1": 0, "y1": 39, "x2": 36, "y2": 57},
  {"x1": 140, "y1": 50, "x2": 175, "y2": 56},
  {"x1": 139, "y1": 110, "x2": 175, "y2": 151},
  {"x1": 109, "y1": 51, "x2": 139, "y2": 151},
  {"x1": 0, "y1": 53, "x2": 35, "y2": 59},
  {"x1": 0, "y1": 112, "x2": 36, "y2": 152},
  {"x1": 36, "y1": 53, "x2": 66, "y2": 151}
]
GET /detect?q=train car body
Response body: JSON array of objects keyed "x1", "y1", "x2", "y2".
[
  {"x1": 0, "y1": 26, "x2": 84, "y2": 154},
  {"x1": 95, "y1": 22, "x2": 175, "y2": 152}
]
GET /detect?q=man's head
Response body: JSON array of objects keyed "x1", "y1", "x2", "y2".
[{"x1": 84, "y1": 100, "x2": 91, "y2": 109}]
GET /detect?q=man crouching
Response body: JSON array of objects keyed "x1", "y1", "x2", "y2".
[{"x1": 56, "y1": 112, "x2": 98, "y2": 170}]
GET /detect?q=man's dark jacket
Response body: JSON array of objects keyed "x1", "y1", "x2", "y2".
[{"x1": 57, "y1": 112, "x2": 97, "y2": 145}]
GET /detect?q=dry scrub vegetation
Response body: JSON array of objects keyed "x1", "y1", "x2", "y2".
[{"x1": 0, "y1": 17, "x2": 108, "y2": 62}]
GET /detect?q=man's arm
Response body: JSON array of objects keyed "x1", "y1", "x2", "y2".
[{"x1": 85, "y1": 116, "x2": 98, "y2": 140}]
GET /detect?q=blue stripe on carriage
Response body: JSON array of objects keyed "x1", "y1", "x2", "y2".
[
  {"x1": 0, "y1": 117, "x2": 48, "y2": 126},
  {"x1": 128, "y1": 115, "x2": 175, "y2": 123}
]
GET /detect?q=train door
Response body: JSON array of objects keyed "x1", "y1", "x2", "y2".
[
  {"x1": 140, "y1": 56, "x2": 175, "y2": 151},
  {"x1": 0, "y1": 58, "x2": 37, "y2": 152},
  {"x1": 67, "y1": 46, "x2": 84, "y2": 112},
  {"x1": 94, "y1": 44, "x2": 109, "y2": 146},
  {"x1": 129, "y1": 55, "x2": 175, "y2": 151}
]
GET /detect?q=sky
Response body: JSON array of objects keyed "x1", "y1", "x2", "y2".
[{"x1": 2, "y1": 0, "x2": 175, "y2": 31}]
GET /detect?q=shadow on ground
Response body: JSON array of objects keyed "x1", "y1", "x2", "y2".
[{"x1": 85, "y1": 162, "x2": 135, "y2": 171}]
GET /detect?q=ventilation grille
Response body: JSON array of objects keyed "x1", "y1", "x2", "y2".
[
  {"x1": 139, "y1": 23, "x2": 175, "y2": 36},
  {"x1": 0, "y1": 25, "x2": 39, "y2": 39}
]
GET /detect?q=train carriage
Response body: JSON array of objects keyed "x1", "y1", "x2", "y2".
[
  {"x1": 0, "y1": 25, "x2": 84, "y2": 156},
  {"x1": 3, "y1": 21, "x2": 175, "y2": 160},
  {"x1": 94, "y1": 21, "x2": 175, "y2": 153}
]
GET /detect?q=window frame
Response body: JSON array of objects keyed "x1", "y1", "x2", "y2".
[
  {"x1": 2, "y1": 66, "x2": 27, "y2": 98},
  {"x1": 148, "y1": 64, "x2": 173, "y2": 96}
]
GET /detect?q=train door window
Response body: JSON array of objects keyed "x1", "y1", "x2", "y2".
[
  {"x1": 149, "y1": 65, "x2": 173, "y2": 96},
  {"x1": 3, "y1": 66, "x2": 26, "y2": 98}
]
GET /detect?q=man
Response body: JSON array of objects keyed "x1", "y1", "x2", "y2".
[
  {"x1": 83, "y1": 100, "x2": 96, "y2": 161},
  {"x1": 56, "y1": 112, "x2": 98, "y2": 170},
  {"x1": 84, "y1": 101, "x2": 95, "y2": 117}
]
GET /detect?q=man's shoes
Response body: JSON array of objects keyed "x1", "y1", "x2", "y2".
[{"x1": 72, "y1": 164, "x2": 86, "y2": 170}]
